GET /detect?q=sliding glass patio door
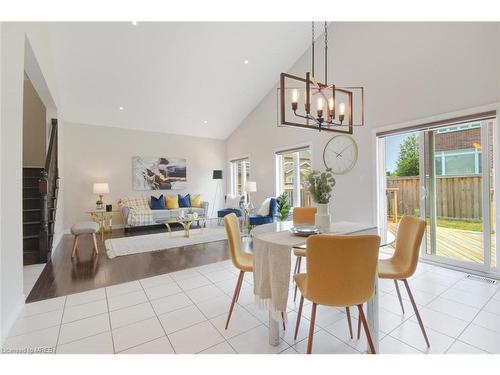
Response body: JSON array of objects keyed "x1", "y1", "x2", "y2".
[
  {"x1": 378, "y1": 116, "x2": 498, "y2": 275},
  {"x1": 420, "y1": 120, "x2": 497, "y2": 272}
]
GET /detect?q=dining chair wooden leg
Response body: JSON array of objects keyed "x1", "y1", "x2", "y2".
[
  {"x1": 92, "y1": 233, "x2": 99, "y2": 255},
  {"x1": 235, "y1": 271, "x2": 245, "y2": 302},
  {"x1": 225, "y1": 270, "x2": 244, "y2": 330},
  {"x1": 357, "y1": 305, "x2": 362, "y2": 339},
  {"x1": 357, "y1": 304, "x2": 376, "y2": 354},
  {"x1": 345, "y1": 307, "x2": 353, "y2": 339},
  {"x1": 394, "y1": 279, "x2": 405, "y2": 314},
  {"x1": 403, "y1": 279, "x2": 430, "y2": 347},
  {"x1": 71, "y1": 235, "x2": 79, "y2": 258},
  {"x1": 294, "y1": 295, "x2": 304, "y2": 340},
  {"x1": 306, "y1": 303, "x2": 317, "y2": 354},
  {"x1": 293, "y1": 256, "x2": 299, "y2": 275},
  {"x1": 281, "y1": 312, "x2": 286, "y2": 331}
]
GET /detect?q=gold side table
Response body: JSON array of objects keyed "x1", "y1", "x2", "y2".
[{"x1": 87, "y1": 210, "x2": 120, "y2": 241}]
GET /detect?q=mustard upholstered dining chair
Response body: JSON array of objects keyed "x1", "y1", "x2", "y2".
[
  {"x1": 356, "y1": 215, "x2": 429, "y2": 347},
  {"x1": 223, "y1": 213, "x2": 286, "y2": 330},
  {"x1": 292, "y1": 207, "x2": 317, "y2": 301},
  {"x1": 294, "y1": 234, "x2": 381, "y2": 354}
]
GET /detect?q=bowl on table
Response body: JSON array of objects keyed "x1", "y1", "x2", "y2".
[{"x1": 289, "y1": 225, "x2": 321, "y2": 237}]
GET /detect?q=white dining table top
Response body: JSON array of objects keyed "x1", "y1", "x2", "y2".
[{"x1": 251, "y1": 220, "x2": 395, "y2": 248}]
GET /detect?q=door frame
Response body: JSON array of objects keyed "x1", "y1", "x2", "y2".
[{"x1": 373, "y1": 104, "x2": 500, "y2": 277}]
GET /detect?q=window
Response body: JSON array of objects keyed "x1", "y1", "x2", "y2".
[
  {"x1": 230, "y1": 158, "x2": 250, "y2": 196},
  {"x1": 435, "y1": 150, "x2": 482, "y2": 176},
  {"x1": 275, "y1": 147, "x2": 312, "y2": 207}
]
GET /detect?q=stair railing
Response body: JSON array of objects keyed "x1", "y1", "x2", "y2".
[{"x1": 39, "y1": 119, "x2": 58, "y2": 261}]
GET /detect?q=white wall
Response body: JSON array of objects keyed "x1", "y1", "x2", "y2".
[
  {"x1": 0, "y1": 22, "x2": 59, "y2": 342},
  {"x1": 62, "y1": 122, "x2": 227, "y2": 230},
  {"x1": 226, "y1": 22, "x2": 500, "y2": 225}
]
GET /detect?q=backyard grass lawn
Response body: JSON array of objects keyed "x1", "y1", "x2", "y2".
[{"x1": 436, "y1": 219, "x2": 483, "y2": 232}]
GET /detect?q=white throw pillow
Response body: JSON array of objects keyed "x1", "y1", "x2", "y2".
[
  {"x1": 257, "y1": 197, "x2": 271, "y2": 216},
  {"x1": 225, "y1": 195, "x2": 241, "y2": 209}
]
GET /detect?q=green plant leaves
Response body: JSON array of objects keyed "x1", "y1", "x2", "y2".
[
  {"x1": 304, "y1": 169, "x2": 336, "y2": 204},
  {"x1": 276, "y1": 192, "x2": 291, "y2": 221}
]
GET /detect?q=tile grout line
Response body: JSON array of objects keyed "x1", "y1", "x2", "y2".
[
  {"x1": 22, "y1": 258, "x2": 498, "y2": 354},
  {"x1": 179, "y1": 264, "x2": 291, "y2": 354},
  {"x1": 170, "y1": 268, "x2": 240, "y2": 354},
  {"x1": 54, "y1": 270, "x2": 238, "y2": 351},
  {"x1": 53, "y1": 296, "x2": 68, "y2": 353},
  {"x1": 52, "y1": 313, "x2": 111, "y2": 348},
  {"x1": 382, "y1": 271, "x2": 492, "y2": 353},
  {"x1": 444, "y1": 283, "x2": 500, "y2": 354},
  {"x1": 138, "y1": 278, "x2": 177, "y2": 354},
  {"x1": 380, "y1": 273, "x2": 465, "y2": 353},
  {"x1": 103, "y1": 288, "x2": 116, "y2": 354}
]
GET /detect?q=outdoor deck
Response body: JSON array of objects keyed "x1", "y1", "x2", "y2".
[{"x1": 388, "y1": 222, "x2": 496, "y2": 265}]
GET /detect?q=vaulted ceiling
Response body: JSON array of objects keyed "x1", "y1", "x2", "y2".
[{"x1": 48, "y1": 22, "x2": 314, "y2": 139}]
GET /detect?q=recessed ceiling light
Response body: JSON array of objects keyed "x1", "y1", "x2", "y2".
[
  {"x1": 203, "y1": 120, "x2": 208, "y2": 124},
  {"x1": 119, "y1": 106, "x2": 124, "y2": 110},
  {"x1": 243, "y1": 60, "x2": 249, "y2": 65},
  {"x1": 131, "y1": 21, "x2": 138, "y2": 26}
]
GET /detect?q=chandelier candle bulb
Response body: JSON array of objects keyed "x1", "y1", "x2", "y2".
[
  {"x1": 292, "y1": 89, "x2": 298, "y2": 111},
  {"x1": 328, "y1": 97, "x2": 335, "y2": 119},
  {"x1": 317, "y1": 97, "x2": 324, "y2": 118},
  {"x1": 339, "y1": 102, "x2": 346, "y2": 123}
]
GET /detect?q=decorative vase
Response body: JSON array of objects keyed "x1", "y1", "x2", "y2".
[{"x1": 315, "y1": 203, "x2": 331, "y2": 232}]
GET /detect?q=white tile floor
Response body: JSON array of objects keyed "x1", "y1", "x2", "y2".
[
  {"x1": 3, "y1": 258, "x2": 500, "y2": 354},
  {"x1": 23, "y1": 263, "x2": 46, "y2": 297}
]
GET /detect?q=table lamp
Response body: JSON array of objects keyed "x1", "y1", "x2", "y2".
[
  {"x1": 245, "y1": 181, "x2": 257, "y2": 209},
  {"x1": 93, "y1": 183, "x2": 109, "y2": 210}
]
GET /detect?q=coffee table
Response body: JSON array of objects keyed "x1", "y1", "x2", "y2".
[{"x1": 159, "y1": 216, "x2": 209, "y2": 238}]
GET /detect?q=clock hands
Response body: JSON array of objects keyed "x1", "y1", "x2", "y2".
[{"x1": 335, "y1": 144, "x2": 352, "y2": 158}]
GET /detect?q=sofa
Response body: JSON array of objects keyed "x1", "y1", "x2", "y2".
[{"x1": 119, "y1": 195, "x2": 209, "y2": 229}]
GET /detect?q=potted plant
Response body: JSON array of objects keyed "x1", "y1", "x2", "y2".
[
  {"x1": 276, "y1": 192, "x2": 291, "y2": 221},
  {"x1": 305, "y1": 168, "x2": 336, "y2": 231}
]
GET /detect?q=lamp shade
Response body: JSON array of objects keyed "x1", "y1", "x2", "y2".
[
  {"x1": 245, "y1": 181, "x2": 257, "y2": 192},
  {"x1": 212, "y1": 170, "x2": 223, "y2": 180},
  {"x1": 93, "y1": 183, "x2": 110, "y2": 195}
]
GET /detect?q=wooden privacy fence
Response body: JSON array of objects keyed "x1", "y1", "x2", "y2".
[{"x1": 387, "y1": 175, "x2": 483, "y2": 220}]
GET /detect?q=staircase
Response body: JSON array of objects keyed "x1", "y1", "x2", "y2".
[{"x1": 22, "y1": 119, "x2": 59, "y2": 265}]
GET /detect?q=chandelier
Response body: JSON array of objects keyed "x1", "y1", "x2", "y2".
[{"x1": 279, "y1": 22, "x2": 364, "y2": 134}]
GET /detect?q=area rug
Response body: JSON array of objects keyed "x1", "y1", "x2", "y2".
[{"x1": 105, "y1": 227, "x2": 227, "y2": 259}]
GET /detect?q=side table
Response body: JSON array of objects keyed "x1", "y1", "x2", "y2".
[{"x1": 87, "y1": 210, "x2": 120, "y2": 241}]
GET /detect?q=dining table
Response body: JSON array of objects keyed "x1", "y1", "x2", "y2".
[{"x1": 250, "y1": 220, "x2": 395, "y2": 353}]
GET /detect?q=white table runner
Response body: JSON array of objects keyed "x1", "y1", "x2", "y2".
[{"x1": 252, "y1": 231, "x2": 304, "y2": 321}]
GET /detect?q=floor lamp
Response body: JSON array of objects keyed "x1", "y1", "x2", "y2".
[{"x1": 211, "y1": 170, "x2": 223, "y2": 218}]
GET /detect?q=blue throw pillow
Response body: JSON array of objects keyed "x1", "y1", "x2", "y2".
[
  {"x1": 178, "y1": 194, "x2": 191, "y2": 208},
  {"x1": 150, "y1": 195, "x2": 166, "y2": 210}
]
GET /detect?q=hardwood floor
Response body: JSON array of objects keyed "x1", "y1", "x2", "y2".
[{"x1": 26, "y1": 224, "x2": 230, "y2": 303}]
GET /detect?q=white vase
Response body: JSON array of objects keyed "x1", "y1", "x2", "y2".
[{"x1": 315, "y1": 203, "x2": 331, "y2": 232}]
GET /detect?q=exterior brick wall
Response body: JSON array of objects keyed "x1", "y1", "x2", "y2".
[{"x1": 435, "y1": 128, "x2": 481, "y2": 152}]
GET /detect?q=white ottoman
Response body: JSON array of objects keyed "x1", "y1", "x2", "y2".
[{"x1": 70, "y1": 221, "x2": 100, "y2": 258}]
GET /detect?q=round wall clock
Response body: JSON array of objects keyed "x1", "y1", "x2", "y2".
[{"x1": 323, "y1": 135, "x2": 359, "y2": 175}]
